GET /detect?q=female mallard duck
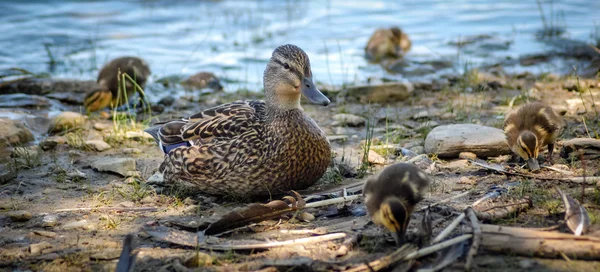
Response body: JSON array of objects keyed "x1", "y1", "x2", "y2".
[
  {"x1": 363, "y1": 163, "x2": 430, "y2": 246},
  {"x1": 145, "y1": 44, "x2": 331, "y2": 198},
  {"x1": 365, "y1": 27, "x2": 411, "y2": 62},
  {"x1": 84, "y1": 56, "x2": 151, "y2": 112},
  {"x1": 503, "y1": 102, "x2": 565, "y2": 171},
  {"x1": 182, "y1": 72, "x2": 223, "y2": 91}
]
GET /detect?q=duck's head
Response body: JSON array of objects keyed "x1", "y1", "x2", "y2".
[
  {"x1": 264, "y1": 44, "x2": 330, "y2": 110},
  {"x1": 369, "y1": 196, "x2": 411, "y2": 246},
  {"x1": 515, "y1": 130, "x2": 540, "y2": 170}
]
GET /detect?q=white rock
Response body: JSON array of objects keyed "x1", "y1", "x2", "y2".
[
  {"x1": 85, "y1": 140, "x2": 112, "y2": 152},
  {"x1": 424, "y1": 124, "x2": 511, "y2": 158},
  {"x1": 42, "y1": 214, "x2": 59, "y2": 227},
  {"x1": 49, "y1": 112, "x2": 86, "y2": 133},
  {"x1": 91, "y1": 157, "x2": 136, "y2": 176},
  {"x1": 332, "y1": 114, "x2": 366, "y2": 127}
]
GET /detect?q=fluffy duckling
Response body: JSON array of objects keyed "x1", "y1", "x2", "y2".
[
  {"x1": 84, "y1": 56, "x2": 151, "y2": 112},
  {"x1": 182, "y1": 72, "x2": 223, "y2": 91},
  {"x1": 365, "y1": 27, "x2": 411, "y2": 62},
  {"x1": 145, "y1": 44, "x2": 331, "y2": 197},
  {"x1": 503, "y1": 102, "x2": 565, "y2": 170},
  {"x1": 363, "y1": 163, "x2": 430, "y2": 246}
]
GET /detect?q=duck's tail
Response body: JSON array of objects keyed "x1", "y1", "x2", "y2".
[{"x1": 144, "y1": 124, "x2": 192, "y2": 154}]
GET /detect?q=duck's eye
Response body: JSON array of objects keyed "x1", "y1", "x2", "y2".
[{"x1": 283, "y1": 63, "x2": 290, "y2": 70}]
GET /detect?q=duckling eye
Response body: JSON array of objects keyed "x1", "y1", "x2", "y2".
[{"x1": 283, "y1": 63, "x2": 290, "y2": 70}]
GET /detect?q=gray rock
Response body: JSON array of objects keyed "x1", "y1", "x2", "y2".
[
  {"x1": 7, "y1": 210, "x2": 33, "y2": 222},
  {"x1": 345, "y1": 82, "x2": 414, "y2": 103},
  {"x1": 32, "y1": 230, "x2": 57, "y2": 238},
  {"x1": 560, "y1": 138, "x2": 600, "y2": 160},
  {"x1": 0, "y1": 118, "x2": 34, "y2": 148},
  {"x1": 48, "y1": 112, "x2": 87, "y2": 133},
  {"x1": 42, "y1": 214, "x2": 59, "y2": 227},
  {"x1": 326, "y1": 135, "x2": 349, "y2": 143},
  {"x1": 91, "y1": 157, "x2": 136, "y2": 176},
  {"x1": 85, "y1": 140, "x2": 112, "y2": 152},
  {"x1": 424, "y1": 124, "x2": 511, "y2": 158},
  {"x1": 332, "y1": 114, "x2": 366, "y2": 127}
]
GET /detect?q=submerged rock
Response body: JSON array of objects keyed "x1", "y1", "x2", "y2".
[
  {"x1": 0, "y1": 118, "x2": 34, "y2": 148},
  {"x1": 91, "y1": 157, "x2": 137, "y2": 176},
  {"x1": 48, "y1": 112, "x2": 87, "y2": 133},
  {"x1": 424, "y1": 124, "x2": 511, "y2": 158},
  {"x1": 345, "y1": 82, "x2": 414, "y2": 103}
]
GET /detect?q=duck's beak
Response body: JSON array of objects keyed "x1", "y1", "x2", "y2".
[
  {"x1": 301, "y1": 76, "x2": 330, "y2": 106},
  {"x1": 527, "y1": 158, "x2": 540, "y2": 171},
  {"x1": 393, "y1": 231, "x2": 405, "y2": 247}
]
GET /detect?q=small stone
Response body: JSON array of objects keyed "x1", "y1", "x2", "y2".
[
  {"x1": 66, "y1": 169, "x2": 87, "y2": 180},
  {"x1": 327, "y1": 135, "x2": 349, "y2": 143},
  {"x1": 368, "y1": 150, "x2": 386, "y2": 165},
  {"x1": 30, "y1": 241, "x2": 52, "y2": 255},
  {"x1": 412, "y1": 110, "x2": 430, "y2": 120},
  {"x1": 85, "y1": 140, "x2": 112, "y2": 152},
  {"x1": 334, "y1": 127, "x2": 349, "y2": 135},
  {"x1": 40, "y1": 136, "x2": 67, "y2": 151},
  {"x1": 48, "y1": 112, "x2": 87, "y2": 133},
  {"x1": 91, "y1": 157, "x2": 136, "y2": 177},
  {"x1": 184, "y1": 197, "x2": 197, "y2": 205},
  {"x1": 42, "y1": 214, "x2": 59, "y2": 227},
  {"x1": 8, "y1": 210, "x2": 33, "y2": 222},
  {"x1": 459, "y1": 152, "x2": 477, "y2": 160},
  {"x1": 62, "y1": 220, "x2": 89, "y2": 230},
  {"x1": 300, "y1": 212, "x2": 315, "y2": 222},
  {"x1": 93, "y1": 122, "x2": 111, "y2": 131},
  {"x1": 332, "y1": 114, "x2": 366, "y2": 127},
  {"x1": 32, "y1": 230, "x2": 57, "y2": 238},
  {"x1": 0, "y1": 118, "x2": 34, "y2": 148},
  {"x1": 122, "y1": 148, "x2": 142, "y2": 154},
  {"x1": 424, "y1": 124, "x2": 511, "y2": 158},
  {"x1": 440, "y1": 112, "x2": 456, "y2": 120}
]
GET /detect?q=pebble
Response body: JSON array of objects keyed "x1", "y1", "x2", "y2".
[
  {"x1": 48, "y1": 111, "x2": 86, "y2": 133},
  {"x1": 367, "y1": 150, "x2": 386, "y2": 165},
  {"x1": 424, "y1": 124, "x2": 511, "y2": 158},
  {"x1": 7, "y1": 210, "x2": 33, "y2": 222},
  {"x1": 85, "y1": 140, "x2": 112, "y2": 152},
  {"x1": 332, "y1": 114, "x2": 366, "y2": 127},
  {"x1": 300, "y1": 212, "x2": 315, "y2": 222},
  {"x1": 93, "y1": 122, "x2": 111, "y2": 131},
  {"x1": 40, "y1": 136, "x2": 67, "y2": 151},
  {"x1": 91, "y1": 157, "x2": 136, "y2": 177},
  {"x1": 30, "y1": 241, "x2": 52, "y2": 255},
  {"x1": 0, "y1": 118, "x2": 34, "y2": 148},
  {"x1": 326, "y1": 135, "x2": 349, "y2": 143},
  {"x1": 32, "y1": 230, "x2": 57, "y2": 238},
  {"x1": 41, "y1": 214, "x2": 59, "y2": 227},
  {"x1": 459, "y1": 152, "x2": 478, "y2": 160},
  {"x1": 412, "y1": 110, "x2": 431, "y2": 120}
]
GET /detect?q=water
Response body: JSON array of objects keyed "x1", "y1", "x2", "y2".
[{"x1": 1, "y1": 0, "x2": 599, "y2": 93}]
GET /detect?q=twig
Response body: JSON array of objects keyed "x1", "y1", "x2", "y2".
[
  {"x1": 344, "y1": 244, "x2": 416, "y2": 272},
  {"x1": 212, "y1": 233, "x2": 347, "y2": 251},
  {"x1": 279, "y1": 228, "x2": 328, "y2": 235},
  {"x1": 417, "y1": 191, "x2": 471, "y2": 212},
  {"x1": 465, "y1": 208, "x2": 481, "y2": 271},
  {"x1": 336, "y1": 234, "x2": 362, "y2": 257},
  {"x1": 404, "y1": 234, "x2": 473, "y2": 261},
  {"x1": 305, "y1": 195, "x2": 361, "y2": 209},
  {"x1": 431, "y1": 213, "x2": 465, "y2": 244},
  {"x1": 56, "y1": 207, "x2": 158, "y2": 213}
]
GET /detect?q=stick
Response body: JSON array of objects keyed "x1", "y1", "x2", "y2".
[
  {"x1": 279, "y1": 228, "x2": 328, "y2": 235},
  {"x1": 336, "y1": 234, "x2": 362, "y2": 257},
  {"x1": 56, "y1": 207, "x2": 158, "y2": 213},
  {"x1": 404, "y1": 234, "x2": 473, "y2": 260},
  {"x1": 465, "y1": 208, "x2": 481, "y2": 271},
  {"x1": 344, "y1": 244, "x2": 416, "y2": 272},
  {"x1": 305, "y1": 195, "x2": 361, "y2": 209},
  {"x1": 431, "y1": 213, "x2": 465, "y2": 244},
  {"x1": 418, "y1": 191, "x2": 470, "y2": 212}
]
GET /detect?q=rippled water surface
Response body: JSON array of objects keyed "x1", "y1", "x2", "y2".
[{"x1": 1, "y1": 0, "x2": 599, "y2": 91}]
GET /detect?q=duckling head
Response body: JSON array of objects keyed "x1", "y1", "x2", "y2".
[
  {"x1": 372, "y1": 196, "x2": 411, "y2": 246},
  {"x1": 516, "y1": 130, "x2": 540, "y2": 170},
  {"x1": 264, "y1": 44, "x2": 330, "y2": 110}
]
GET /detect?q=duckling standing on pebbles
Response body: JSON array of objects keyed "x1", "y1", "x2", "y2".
[
  {"x1": 503, "y1": 102, "x2": 565, "y2": 171},
  {"x1": 363, "y1": 163, "x2": 430, "y2": 246},
  {"x1": 84, "y1": 56, "x2": 151, "y2": 112},
  {"x1": 365, "y1": 27, "x2": 411, "y2": 62},
  {"x1": 145, "y1": 44, "x2": 331, "y2": 198},
  {"x1": 182, "y1": 72, "x2": 223, "y2": 91}
]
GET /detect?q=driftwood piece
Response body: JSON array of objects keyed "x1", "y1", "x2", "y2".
[
  {"x1": 464, "y1": 208, "x2": 481, "y2": 271},
  {"x1": 432, "y1": 213, "x2": 465, "y2": 244},
  {"x1": 479, "y1": 224, "x2": 600, "y2": 260},
  {"x1": 474, "y1": 197, "x2": 532, "y2": 221}
]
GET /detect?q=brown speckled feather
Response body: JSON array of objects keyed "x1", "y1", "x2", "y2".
[{"x1": 503, "y1": 102, "x2": 564, "y2": 148}]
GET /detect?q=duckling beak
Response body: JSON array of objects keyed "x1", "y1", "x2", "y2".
[
  {"x1": 301, "y1": 76, "x2": 330, "y2": 106},
  {"x1": 527, "y1": 158, "x2": 540, "y2": 171},
  {"x1": 393, "y1": 231, "x2": 405, "y2": 247}
]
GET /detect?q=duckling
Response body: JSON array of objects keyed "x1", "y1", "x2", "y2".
[
  {"x1": 182, "y1": 72, "x2": 223, "y2": 91},
  {"x1": 503, "y1": 102, "x2": 565, "y2": 171},
  {"x1": 145, "y1": 44, "x2": 331, "y2": 198},
  {"x1": 363, "y1": 163, "x2": 430, "y2": 246},
  {"x1": 365, "y1": 27, "x2": 411, "y2": 62},
  {"x1": 84, "y1": 56, "x2": 151, "y2": 112}
]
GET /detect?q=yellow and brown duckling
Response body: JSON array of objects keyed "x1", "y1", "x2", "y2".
[
  {"x1": 182, "y1": 72, "x2": 223, "y2": 91},
  {"x1": 503, "y1": 102, "x2": 565, "y2": 171},
  {"x1": 84, "y1": 56, "x2": 151, "y2": 112},
  {"x1": 144, "y1": 44, "x2": 331, "y2": 198},
  {"x1": 363, "y1": 163, "x2": 430, "y2": 246},
  {"x1": 365, "y1": 27, "x2": 412, "y2": 62}
]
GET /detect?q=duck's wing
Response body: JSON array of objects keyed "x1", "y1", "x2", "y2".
[{"x1": 145, "y1": 100, "x2": 266, "y2": 153}]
